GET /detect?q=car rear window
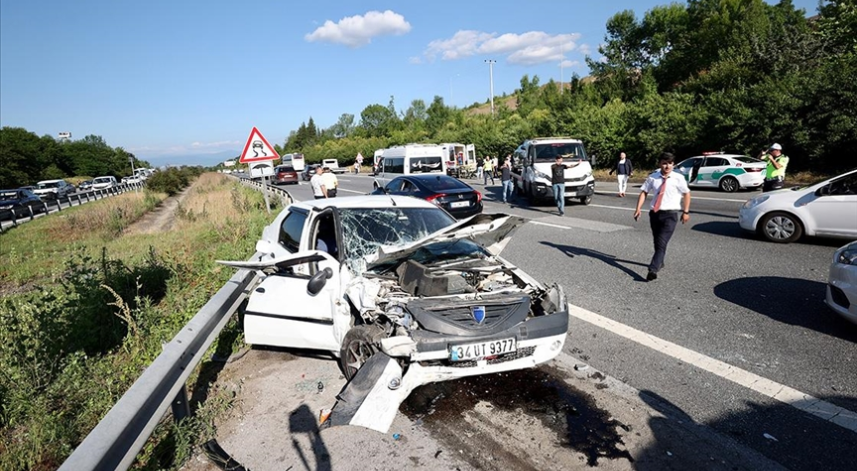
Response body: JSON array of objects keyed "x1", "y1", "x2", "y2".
[
  {"x1": 279, "y1": 166, "x2": 295, "y2": 172},
  {"x1": 418, "y1": 176, "x2": 469, "y2": 191},
  {"x1": 1, "y1": 191, "x2": 19, "y2": 201}
]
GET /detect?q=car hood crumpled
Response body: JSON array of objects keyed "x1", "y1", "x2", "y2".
[{"x1": 365, "y1": 213, "x2": 526, "y2": 269}]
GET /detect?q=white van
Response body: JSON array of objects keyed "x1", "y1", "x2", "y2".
[
  {"x1": 91, "y1": 176, "x2": 118, "y2": 190},
  {"x1": 513, "y1": 137, "x2": 595, "y2": 205},
  {"x1": 373, "y1": 144, "x2": 448, "y2": 188}
]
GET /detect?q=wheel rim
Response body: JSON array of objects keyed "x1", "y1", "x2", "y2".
[
  {"x1": 721, "y1": 178, "x2": 738, "y2": 192},
  {"x1": 764, "y1": 216, "x2": 796, "y2": 240},
  {"x1": 344, "y1": 340, "x2": 375, "y2": 376}
]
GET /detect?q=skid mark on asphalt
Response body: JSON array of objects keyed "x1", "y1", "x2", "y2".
[{"x1": 569, "y1": 304, "x2": 857, "y2": 434}]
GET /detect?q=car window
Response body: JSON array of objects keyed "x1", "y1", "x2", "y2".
[
  {"x1": 676, "y1": 159, "x2": 697, "y2": 169},
  {"x1": 1, "y1": 191, "x2": 18, "y2": 201},
  {"x1": 533, "y1": 143, "x2": 586, "y2": 162},
  {"x1": 419, "y1": 176, "x2": 469, "y2": 191},
  {"x1": 278, "y1": 210, "x2": 308, "y2": 253},
  {"x1": 733, "y1": 156, "x2": 761, "y2": 164},
  {"x1": 384, "y1": 158, "x2": 404, "y2": 174},
  {"x1": 409, "y1": 156, "x2": 443, "y2": 174},
  {"x1": 400, "y1": 180, "x2": 416, "y2": 193},
  {"x1": 703, "y1": 157, "x2": 728, "y2": 167},
  {"x1": 828, "y1": 173, "x2": 857, "y2": 196}
]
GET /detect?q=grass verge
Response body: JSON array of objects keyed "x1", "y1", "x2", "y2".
[{"x1": 0, "y1": 173, "x2": 277, "y2": 470}]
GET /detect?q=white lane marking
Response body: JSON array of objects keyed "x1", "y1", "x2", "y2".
[
  {"x1": 569, "y1": 304, "x2": 857, "y2": 433},
  {"x1": 597, "y1": 190, "x2": 747, "y2": 203},
  {"x1": 530, "y1": 221, "x2": 572, "y2": 230}
]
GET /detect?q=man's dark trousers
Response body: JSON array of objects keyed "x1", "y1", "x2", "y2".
[{"x1": 649, "y1": 210, "x2": 679, "y2": 273}]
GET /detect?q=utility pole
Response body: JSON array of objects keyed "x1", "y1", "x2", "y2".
[
  {"x1": 560, "y1": 41, "x2": 564, "y2": 94},
  {"x1": 484, "y1": 59, "x2": 496, "y2": 117}
]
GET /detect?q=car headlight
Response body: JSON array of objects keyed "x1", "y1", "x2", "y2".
[
  {"x1": 584, "y1": 171, "x2": 592, "y2": 179},
  {"x1": 742, "y1": 195, "x2": 769, "y2": 209},
  {"x1": 534, "y1": 170, "x2": 550, "y2": 180},
  {"x1": 836, "y1": 243, "x2": 857, "y2": 265}
]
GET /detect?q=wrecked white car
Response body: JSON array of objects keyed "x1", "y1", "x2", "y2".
[{"x1": 220, "y1": 195, "x2": 569, "y2": 431}]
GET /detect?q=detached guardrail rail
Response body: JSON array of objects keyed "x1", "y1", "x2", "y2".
[{"x1": 59, "y1": 263, "x2": 259, "y2": 471}]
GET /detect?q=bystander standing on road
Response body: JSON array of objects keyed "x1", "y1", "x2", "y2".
[
  {"x1": 310, "y1": 166, "x2": 327, "y2": 199},
  {"x1": 476, "y1": 157, "x2": 484, "y2": 180},
  {"x1": 551, "y1": 156, "x2": 572, "y2": 216},
  {"x1": 322, "y1": 167, "x2": 339, "y2": 197},
  {"x1": 633, "y1": 153, "x2": 691, "y2": 281},
  {"x1": 492, "y1": 156, "x2": 499, "y2": 178},
  {"x1": 500, "y1": 157, "x2": 514, "y2": 204},
  {"x1": 483, "y1": 157, "x2": 495, "y2": 185},
  {"x1": 355, "y1": 152, "x2": 364, "y2": 174},
  {"x1": 758, "y1": 143, "x2": 789, "y2": 192},
  {"x1": 609, "y1": 152, "x2": 634, "y2": 197}
]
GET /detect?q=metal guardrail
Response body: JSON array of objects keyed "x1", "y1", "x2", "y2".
[
  {"x1": 59, "y1": 263, "x2": 260, "y2": 471},
  {"x1": 58, "y1": 178, "x2": 292, "y2": 470},
  {"x1": 0, "y1": 182, "x2": 145, "y2": 232}
]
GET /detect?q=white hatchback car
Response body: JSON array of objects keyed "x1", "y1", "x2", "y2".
[
  {"x1": 826, "y1": 240, "x2": 857, "y2": 325},
  {"x1": 674, "y1": 154, "x2": 766, "y2": 192},
  {"x1": 219, "y1": 196, "x2": 569, "y2": 431},
  {"x1": 739, "y1": 168, "x2": 857, "y2": 243}
]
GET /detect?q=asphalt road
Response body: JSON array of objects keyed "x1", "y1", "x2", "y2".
[{"x1": 250, "y1": 173, "x2": 857, "y2": 470}]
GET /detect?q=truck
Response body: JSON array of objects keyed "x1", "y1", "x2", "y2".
[
  {"x1": 511, "y1": 137, "x2": 595, "y2": 205},
  {"x1": 322, "y1": 159, "x2": 347, "y2": 174},
  {"x1": 281, "y1": 153, "x2": 305, "y2": 172}
]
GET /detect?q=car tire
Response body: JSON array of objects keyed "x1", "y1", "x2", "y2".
[
  {"x1": 579, "y1": 195, "x2": 592, "y2": 205},
  {"x1": 719, "y1": 176, "x2": 739, "y2": 193},
  {"x1": 759, "y1": 211, "x2": 803, "y2": 243},
  {"x1": 339, "y1": 324, "x2": 385, "y2": 380}
]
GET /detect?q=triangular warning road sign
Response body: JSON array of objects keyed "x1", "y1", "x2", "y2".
[{"x1": 239, "y1": 127, "x2": 280, "y2": 163}]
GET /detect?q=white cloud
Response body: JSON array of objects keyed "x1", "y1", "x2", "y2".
[
  {"x1": 305, "y1": 10, "x2": 411, "y2": 48},
  {"x1": 191, "y1": 140, "x2": 239, "y2": 149},
  {"x1": 560, "y1": 59, "x2": 580, "y2": 68},
  {"x1": 424, "y1": 30, "x2": 496, "y2": 61},
  {"x1": 129, "y1": 140, "x2": 240, "y2": 157},
  {"x1": 578, "y1": 43, "x2": 592, "y2": 55},
  {"x1": 423, "y1": 30, "x2": 583, "y2": 66},
  {"x1": 409, "y1": 56, "x2": 422, "y2": 64}
]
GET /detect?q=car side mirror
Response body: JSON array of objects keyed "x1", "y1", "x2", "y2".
[
  {"x1": 307, "y1": 267, "x2": 334, "y2": 296},
  {"x1": 815, "y1": 185, "x2": 830, "y2": 197}
]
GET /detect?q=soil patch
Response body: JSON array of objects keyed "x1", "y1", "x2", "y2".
[{"x1": 124, "y1": 189, "x2": 190, "y2": 235}]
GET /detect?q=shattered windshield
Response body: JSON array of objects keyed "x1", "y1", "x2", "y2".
[{"x1": 339, "y1": 207, "x2": 455, "y2": 274}]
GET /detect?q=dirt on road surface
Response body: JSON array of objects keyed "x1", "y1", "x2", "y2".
[{"x1": 183, "y1": 348, "x2": 783, "y2": 471}]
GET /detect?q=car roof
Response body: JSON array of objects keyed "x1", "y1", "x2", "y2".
[
  {"x1": 37, "y1": 179, "x2": 64, "y2": 184},
  {"x1": 291, "y1": 195, "x2": 438, "y2": 211},
  {"x1": 685, "y1": 154, "x2": 748, "y2": 160}
]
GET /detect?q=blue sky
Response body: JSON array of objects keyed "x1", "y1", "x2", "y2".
[{"x1": 0, "y1": 0, "x2": 820, "y2": 167}]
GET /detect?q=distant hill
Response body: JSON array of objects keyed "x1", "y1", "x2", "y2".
[
  {"x1": 466, "y1": 78, "x2": 596, "y2": 116},
  {"x1": 144, "y1": 149, "x2": 239, "y2": 168}
]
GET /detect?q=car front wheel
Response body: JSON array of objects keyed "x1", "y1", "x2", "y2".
[
  {"x1": 759, "y1": 212, "x2": 803, "y2": 243},
  {"x1": 579, "y1": 195, "x2": 592, "y2": 205},
  {"x1": 719, "y1": 176, "x2": 739, "y2": 192},
  {"x1": 339, "y1": 325, "x2": 385, "y2": 380}
]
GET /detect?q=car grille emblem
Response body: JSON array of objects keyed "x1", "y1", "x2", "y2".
[{"x1": 471, "y1": 305, "x2": 486, "y2": 324}]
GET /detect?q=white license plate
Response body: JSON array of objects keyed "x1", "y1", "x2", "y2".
[
  {"x1": 449, "y1": 201, "x2": 470, "y2": 208},
  {"x1": 449, "y1": 338, "x2": 516, "y2": 361}
]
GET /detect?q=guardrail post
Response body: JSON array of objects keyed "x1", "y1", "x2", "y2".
[
  {"x1": 56, "y1": 198, "x2": 63, "y2": 212},
  {"x1": 171, "y1": 387, "x2": 191, "y2": 422}
]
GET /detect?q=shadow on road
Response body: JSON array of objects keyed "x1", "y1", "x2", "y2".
[
  {"x1": 636, "y1": 389, "x2": 857, "y2": 471},
  {"x1": 713, "y1": 277, "x2": 857, "y2": 343},
  {"x1": 541, "y1": 241, "x2": 649, "y2": 281},
  {"x1": 290, "y1": 404, "x2": 332, "y2": 471},
  {"x1": 691, "y1": 220, "x2": 751, "y2": 239}
]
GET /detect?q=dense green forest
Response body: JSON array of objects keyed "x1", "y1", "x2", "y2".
[
  {"x1": 0, "y1": 129, "x2": 152, "y2": 188},
  {"x1": 279, "y1": 0, "x2": 856, "y2": 173}
]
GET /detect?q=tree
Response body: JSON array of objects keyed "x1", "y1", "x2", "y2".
[
  {"x1": 331, "y1": 113, "x2": 355, "y2": 138},
  {"x1": 359, "y1": 104, "x2": 397, "y2": 137},
  {"x1": 425, "y1": 96, "x2": 452, "y2": 134}
]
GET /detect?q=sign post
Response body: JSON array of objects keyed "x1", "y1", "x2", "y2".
[
  {"x1": 129, "y1": 155, "x2": 139, "y2": 194},
  {"x1": 239, "y1": 127, "x2": 280, "y2": 214}
]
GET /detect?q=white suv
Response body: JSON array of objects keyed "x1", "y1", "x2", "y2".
[{"x1": 34, "y1": 179, "x2": 73, "y2": 200}]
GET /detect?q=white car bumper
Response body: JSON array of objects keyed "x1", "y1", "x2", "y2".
[{"x1": 826, "y1": 259, "x2": 857, "y2": 325}]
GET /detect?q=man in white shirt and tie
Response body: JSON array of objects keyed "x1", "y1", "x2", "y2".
[{"x1": 633, "y1": 152, "x2": 692, "y2": 281}]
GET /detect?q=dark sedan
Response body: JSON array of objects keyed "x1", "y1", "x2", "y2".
[
  {"x1": 273, "y1": 165, "x2": 299, "y2": 185},
  {"x1": 0, "y1": 188, "x2": 45, "y2": 220},
  {"x1": 301, "y1": 164, "x2": 319, "y2": 182},
  {"x1": 373, "y1": 174, "x2": 483, "y2": 219}
]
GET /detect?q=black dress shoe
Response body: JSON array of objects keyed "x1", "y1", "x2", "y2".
[{"x1": 646, "y1": 271, "x2": 658, "y2": 281}]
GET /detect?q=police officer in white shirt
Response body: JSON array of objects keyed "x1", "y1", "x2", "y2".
[{"x1": 633, "y1": 152, "x2": 692, "y2": 281}]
